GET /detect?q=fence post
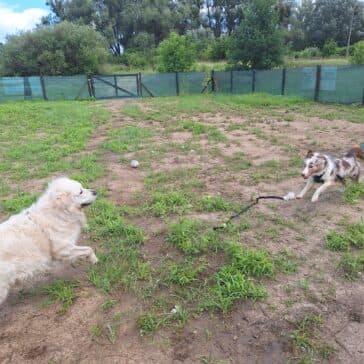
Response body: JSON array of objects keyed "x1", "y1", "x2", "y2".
[
  {"x1": 314, "y1": 65, "x2": 322, "y2": 102},
  {"x1": 211, "y1": 70, "x2": 215, "y2": 92},
  {"x1": 175, "y1": 72, "x2": 180, "y2": 96},
  {"x1": 87, "y1": 76, "x2": 93, "y2": 97},
  {"x1": 230, "y1": 70, "x2": 233, "y2": 93},
  {"x1": 23, "y1": 77, "x2": 32, "y2": 99},
  {"x1": 252, "y1": 70, "x2": 256, "y2": 93},
  {"x1": 114, "y1": 75, "x2": 118, "y2": 97},
  {"x1": 138, "y1": 73, "x2": 143, "y2": 97},
  {"x1": 281, "y1": 68, "x2": 286, "y2": 96},
  {"x1": 40, "y1": 76, "x2": 48, "y2": 100},
  {"x1": 362, "y1": 87, "x2": 364, "y2": 106}
]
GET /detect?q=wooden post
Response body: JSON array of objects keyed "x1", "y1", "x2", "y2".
[
  {"x1": 362, "y1": 87, "x2": 364, "y2": 105},
  {"x1": 40, "y1": 76, "x2": 48, "y2": 100},
  {"x1": 23, "y1": 77, "x2": 32, "y2": 99},
  {"x1": 314, "y1": 65, "x2": 322, "y2": 102},
  {"x1": 252, "y1": 70, "x2": 256, "y2": 93},
  {"x1": 175, "y1": 72, "x2": 180, "y2": 96},
  {"x1": 281, "y1": 68, "x2": 286, "y2": 96},
  {"x1": 87, "y1": 77, "x2": 93, "y2": 97}
]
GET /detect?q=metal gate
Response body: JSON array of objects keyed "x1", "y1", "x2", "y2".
[{"x1": 90, "y1": 74, "x2": 140, "y2": 99}]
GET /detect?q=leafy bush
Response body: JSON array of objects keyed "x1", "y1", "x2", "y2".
[
  {"x1": 0, "y1": 22, "x2": 108, "y2": 76},
  {"x1": 296, "y1": 47, "x2": 322, "y2": 59},
  {"x1": 351, "y1": 41, "x2": 364, "y2": 65},
  {"x1": 322, "y1": 40, "x2": 338, "y2": 57},
  {"x1": 156, "y1": 32, "x2": 196, "y2": 72},
  {"x1": 227, "y1": 0, "x2": 284, "y2": 69},
  {"x1": 204, "y1": 37, "x2": 228, "y2": 61}
]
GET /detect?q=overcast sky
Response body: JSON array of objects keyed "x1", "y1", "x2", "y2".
[
  {"x1": 1, "y1": 0, "x2": 364, "y2": 43},
  {"x1": 0, "y1": 1, "x2": 48, "y2": 42}
]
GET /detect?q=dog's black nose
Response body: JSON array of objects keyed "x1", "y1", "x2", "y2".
[
  {"x1": 301, "y1": 173, "x2": 305, "y2": 177},
  {"x1": 91, "y1": 190, "x2": 97, "y2": 196}
]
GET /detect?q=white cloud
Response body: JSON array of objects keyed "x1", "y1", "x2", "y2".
[{"x1": 0, "y1": 3, "x2": 48, "y2": 43}]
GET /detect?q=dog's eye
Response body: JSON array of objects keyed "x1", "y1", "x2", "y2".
[
  {"x1": 79, "y1": 190, "x2": 83, "y2": 195},
  {"x1": 309, "y1": 163, "x2": 314, "y2": 168}
]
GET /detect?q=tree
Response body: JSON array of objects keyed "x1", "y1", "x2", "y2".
[
  {"x1": 156, "y1": 32, "x2": 196, "y2": 72},
  {"x1": 350, "y1": 41, "x2": 364, "y2": 64},
  {"x1": 0, "y1": 22, "x2": 108, "y2": 76},
  {"x1": 227, "y1": 0, "x2": 285, "y2": 69},
  {"x1": 297, "y1": 0, "x2": 364, "y2": 49}
]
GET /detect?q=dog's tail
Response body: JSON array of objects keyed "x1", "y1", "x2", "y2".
[{"x1": 346, "y1": 144, "x2": 364, "y2": 160}]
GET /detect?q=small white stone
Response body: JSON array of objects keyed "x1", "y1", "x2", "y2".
[{"x1": 130, "y1": 160, "x2": 139, "y2": 168}]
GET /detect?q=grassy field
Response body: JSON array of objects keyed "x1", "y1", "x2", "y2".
[
  {"x1": 100, "y1": 57, "x2": 350, "y2": 74},
  {"x1": 0, "y1": 94, "x2": 363, "y2": 363}
]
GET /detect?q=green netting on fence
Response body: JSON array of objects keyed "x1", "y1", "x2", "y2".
[
  {"x1": 319, "y1": 65, "x2": 364, "y2": 104},
  {"x1": 255, "y1": 69, "x2": 283, "y2": 95},
  {"x1": 0, "y1": 77, "x2": 43, "y2": 101},
  {"x1": 284, "y1": 67, "x2": 317, "y2": 99},
  {"x1": 43, "y1": 76, "x2": 89, "y2": 100},
  {"x1": 0, "y1": 65, "x2": 363, "y2": 103},
  {"x1": 178, "y1": 72, "x2": 207, "y2": 94},
  {"x1": 141, "y1": 73, "x2": 176, "y2": 97}
]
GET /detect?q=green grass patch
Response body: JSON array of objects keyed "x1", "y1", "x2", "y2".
[
  {"x1": 167, "y1": 218, "x2": 221, "y2": 255},
  {"x1": 87, "y1": 199, "x2": 147, "y2": 292},
  {"x1": 339, "y1": 251, "x2": 364, "y2": 280},
  {"x1": 0, "y1": 191, "x2": 38, "y2": 214},
  {"x1": 0, "y1": 101, "x2": 108, "y2": 182},
  {"x1": 344, "y1": 182, "x2": 364, "y2": 204},
  {"x1": 146, "y1": 191, "x2": 191, "y2": 216},
  {"x1": 43, "y1": 280, "x2": 80, "y2": 314},
  {"x1": 180, "y1": 120, "x2": 226, "y2": 142},
  {"x1": 325, "y1": 222, "x2": 364, "y2": 251},
  {"x1": 196, "y1": 195, "x2": 233, "y2": 212},
  {"x1": 274, "y1": 250, "x2": 298, "y2": 274},
  {"x1": 289, "y1": 314, "x2": 334, "y2": 363},
  {"x1": 199, "y1": 265, "x2": 267, "y2": 313},
  {"x1": 225, "y1": 242, "x2": 275, "y2": 278},
  {"x1": 103, "y1": 125, "x2": 153, "y2": 153}
]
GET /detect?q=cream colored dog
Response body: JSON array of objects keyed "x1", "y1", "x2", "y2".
[{"x1": 0, "y1": 177, "x2": 98, "y2": 305}]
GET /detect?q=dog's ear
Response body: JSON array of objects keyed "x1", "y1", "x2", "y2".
[{"x1": 305, "y1": 150, "x2": 313, "y2": 158}]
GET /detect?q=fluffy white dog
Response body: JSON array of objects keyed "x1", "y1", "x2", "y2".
[{"x1": 0, "y1": 177, "x2": 98, "y2": 305}]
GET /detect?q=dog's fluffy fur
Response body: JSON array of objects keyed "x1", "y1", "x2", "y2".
[
  {"x1": 0, "y1": 177, "x2": 98, "y2": 305},
  {"x1": 298, "y1": 145, "x2": 364, "y2": 202}
]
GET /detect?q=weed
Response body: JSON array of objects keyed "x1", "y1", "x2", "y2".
[
  {"x1": 225, "y1": 242, "x2": 275, "y2": 278},
  {"x1": 200, "y1": 265, "x2": 267, "y2": 313},
  {"x1": 180, "y1": 120, "x2": 226, "y2": 142},
  {"x1": 163, "y1": 259, "x2": 207, "y2": 286},
  {"x1": 167, "y1": 218, "x2": 221, "y2": 255},
  {"x1": 101, "y1": 299, "x2": 117, "y2": 312},
  {"x1": 274, "y1": 250, "x2": 298, "y2": 274},
  {"x1": 43, "y1": 280, "x2": 80, "y2": 314},
  {"x1": 196, "y1": 195, "x2": 233, "y2": 212},
  {"x1": 325, "y1": 222, "x2": 364, "y2": 251},
  {"x1": 146, "y1": 191, "x2": 190, "y2": 216},
  {"x1": 339, "y1": 252, "x2": 364, "y2": 280},
  {"x1": 325, "y1": 231, "x2": 350, "y2": 251}
]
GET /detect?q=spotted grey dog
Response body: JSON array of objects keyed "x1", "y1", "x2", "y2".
[{"x1": 297, "y1": 145, "x2": 364, "y2": 202}]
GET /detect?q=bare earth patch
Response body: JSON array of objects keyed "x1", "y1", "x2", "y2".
[{"x1": 0, "y1": 98, "x2": 363, "y2": 363}]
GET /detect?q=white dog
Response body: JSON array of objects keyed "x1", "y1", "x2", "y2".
[{"x1": 0, "y1": 177, "x2": 98, "y2": 305}]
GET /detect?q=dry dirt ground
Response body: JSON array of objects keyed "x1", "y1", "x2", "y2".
[{"x1": 0, "y1": 97, "x2": 363, "y2": 364}]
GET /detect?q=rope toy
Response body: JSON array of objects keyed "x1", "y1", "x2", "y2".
[{"x1": 213, "y1": 191, "x2": 295, "y2": 230}]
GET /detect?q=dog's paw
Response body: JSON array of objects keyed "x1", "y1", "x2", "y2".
[
  {"x1": 311, "y1": 196, "x2": 319, "y2": 203},
  {"x1": 296, "y1": 195, "x2": 303, "y2": 199},
  {"x1": 89, "y1": 253, "x2": 98, "y2": 264}
]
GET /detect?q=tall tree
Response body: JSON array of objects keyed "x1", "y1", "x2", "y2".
[{"x1": 297, "y1": 0, "x2": 364, "y2": 48}]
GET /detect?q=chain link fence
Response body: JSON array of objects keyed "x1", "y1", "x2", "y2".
[{"x1": 1, "y1": 65, "x2": 363, "y2": 104}]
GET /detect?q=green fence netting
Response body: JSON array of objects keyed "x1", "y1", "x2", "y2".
[{"x1": 0, "y1": 65, "x2": 363, "y2": 104}]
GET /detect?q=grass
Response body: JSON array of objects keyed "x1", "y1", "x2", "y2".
[
  {"x1": 0, "y1": 101, "x2": 109, "y2": 184},
  {"x1": 103, "y1": 125, "x2": 153, "y2": 153},
  {"x1": 43, "y1": 280, "x2": 80, "y2": 314},
  {"x1": 288, "y1": 314, "x2": 335, "y2": 363},
  {"x1": 196, "y1": 195, "x2": 234, "y2": 212},
  {"x1": 325, "y1": 222, "x2": 364, "y2": 251},
  {"x1": 146, "y1": 191, "x2": 191, "y2": 216},
  {"x1": 0, "y1": 191, "x2": 37, "y2": 214},
  {"x1": 344, "y1": 182, "x2": 364, "y2": 204}
]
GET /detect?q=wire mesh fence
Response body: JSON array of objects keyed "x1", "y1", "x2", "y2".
[{"x1": 1, "y1": 65, "x2": 363, "y2": 104}]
